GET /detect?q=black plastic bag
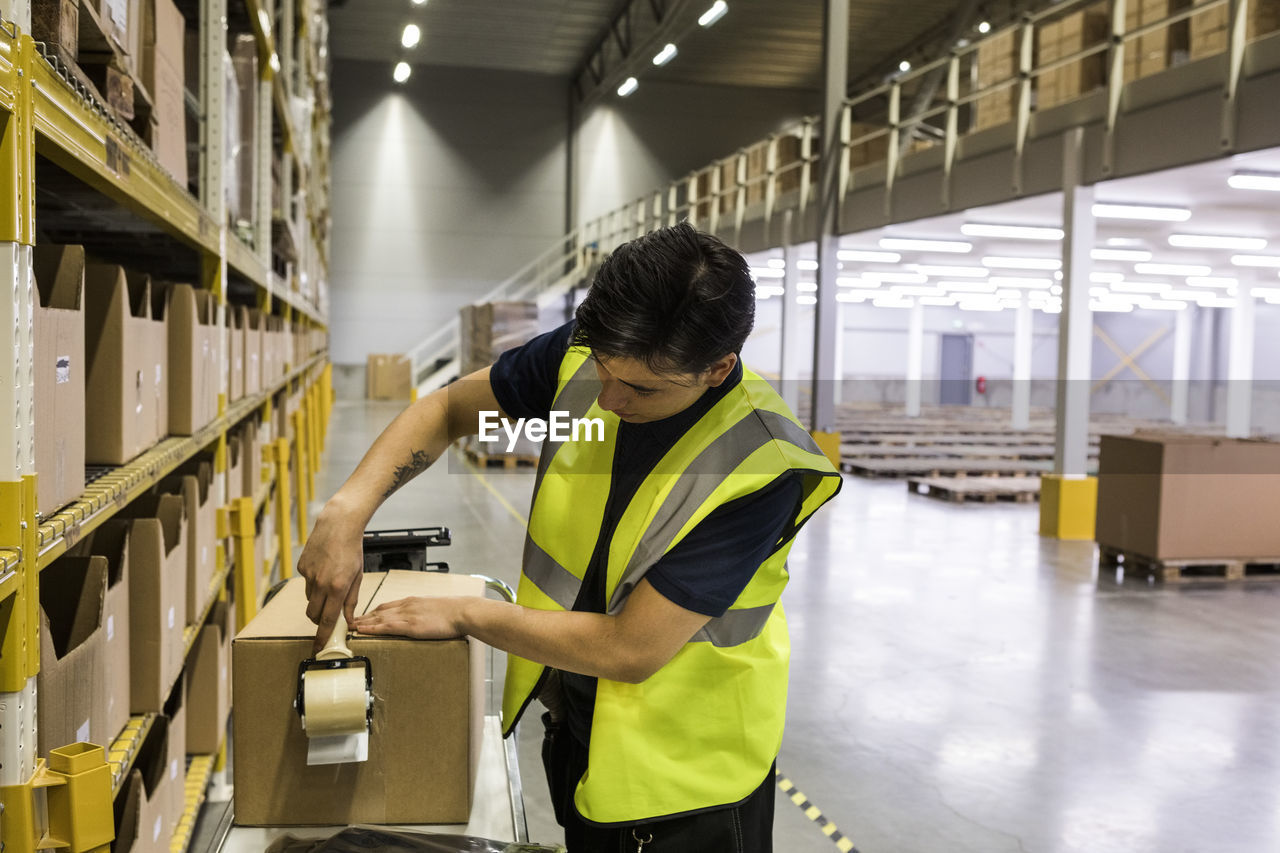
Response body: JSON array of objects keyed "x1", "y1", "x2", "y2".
[{"x1": 266, "y1": 826, "x2": 564, "y2": 853}]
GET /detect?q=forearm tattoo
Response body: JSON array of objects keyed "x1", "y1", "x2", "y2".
[{"x1": 383, "y1": 449, "x2": 432, "y2": 499}]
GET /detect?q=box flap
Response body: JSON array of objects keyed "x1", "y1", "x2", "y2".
[
  {"x1": 40, "y1": 556, "x2": 108, "y2": 657},
  {"x1": 235, "y1": 573, "x2": 386, "y2": 640},
  {"x1": 368, "y1": 570, "x2": 485, "y2": 608},
  {"x1": 33, "y1": 244, "x2": 84, "y2": 311}
]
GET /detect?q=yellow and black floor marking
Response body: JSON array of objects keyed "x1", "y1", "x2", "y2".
[{"x1": 777, "y1": 771, "x2": 859, "y2": 853}]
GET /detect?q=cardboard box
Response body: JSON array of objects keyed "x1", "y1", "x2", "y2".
[
  {"x1": 162, "y1": 283, "x2": 218, "y2": 436},
  {"x1": 238, "y1": 418, "x2": 263, "y2": 502},
  {"x1": 33, "y1": 244, "x2": 86, "y2": 518},
  {"x1": 113, "y1": 716, "x2": 171, "y2": 853},
  {"x1": 228, "y1": 305, "x2": 245, "y2": 403},
  {"x1": 186, "y1": 599, "x2": 232, "y2": 754},
  {"x1": 140, "y1": 0, "x2": 186, "y2": 184},
  {"x1": 1037, "y1": 4, "x2": 1110, "y2": 109},
  {"x1": 458, "y1": 301, "x2": 540, "y2": 376},
  {"x1": 67, "y1": 521, "x2": 132, "y2": 742},
  {"x1": 972, "y1": 28, "x2": 1019, "y2": 131},
  {"x1": 84, "y1": 264, "x2": 167, "y2": 465},
  {"x1": 1096, "y1": 433, "x2": 1280, "y2": 561},
  {"x1": 37, "y1": 556, "x2": 108, "y2": 753},
  {"x1": 226, "y1": 430, "x2": 245, "y2": 503},
  {"x1": 157, "y1": 460, "x2": 216, "y2": 624},
  {"x1": 163, "y1": 673, "x2": 186, "y2": 825},
  {"x1": 243, "y1": 307, "x2": 263, "y2": 397},
  {"x1": 366, "y1": 354, "x2": 412, "y2": 401},
  {"x1": 232, "y1": 571, "x2": 485, "y2": 825},
  {"x1": 124, "y1": 493, "x2": 188, "y2": 713},
  {"x1": 1190, "y1": 0, "x2": 1280, "y2": 59}
]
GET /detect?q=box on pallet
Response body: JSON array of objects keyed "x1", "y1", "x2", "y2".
[
  {"x1": 232, "y1": 571, "x2": 484, "y2": 825},
  {"x1": 971, "y1": 28, "x2": 1019, "y2": 131},
  {"x1": 121, "y1": 493, "x2": 188, "y2": 713},
  {"x1": 1190, "y1": 0, "x2": 1280, "y2": 59},
  {"x1": 161, "y1": 283, "x2": 218, "y2": 436},
  {"x1": 37, "y1": 556, "x2": 109, "y2": 754},
  {"x1": 366, "y1": 354, "x2": 412, "y2": 400},
  {"x1": 1123, "y1": 0, "x2": 1187, "y2": 84},
  {"x1": 114, "y1": 715, "x2": 172, "y2": 853},
  {"x1": 140, "y1": 0, "x2": 186, "y2": 184},
  {"x1": 68, "y1": 521, "x2": 132, "y2": 741},
  {"x1": 458, "y1": 301, "x2": 540, "y2": 375},
  {"x1": 1096, "y1": 433, "x2": 1280, "y2": 561},
  {"x1": 32, "y1": 0, "x2": 78, "y2": 59},
  {"x1": 1037, "y1": 4, "x2": 1110, "y2": 109},
  {"x1": 84, "y1": 264, "x2": 167, "y2": 466},
  {"x1": 33, "y1": 244, "x2": 86, "y2": 519},
  {"x1": 187, "y1": 598, "x2": 232, "y2": 754}
]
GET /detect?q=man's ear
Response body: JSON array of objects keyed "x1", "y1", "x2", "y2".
[{"x1": 703, "y1": 353, "x2": 738, "y2": 388}]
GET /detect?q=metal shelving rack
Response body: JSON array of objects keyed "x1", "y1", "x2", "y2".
[{"x1": 0, "y1": 0, "x2": 332, "y2": 848}]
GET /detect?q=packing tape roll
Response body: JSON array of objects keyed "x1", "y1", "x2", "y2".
[{"x1": 303, "y1": 667, "x2": 369, "y2": 737}]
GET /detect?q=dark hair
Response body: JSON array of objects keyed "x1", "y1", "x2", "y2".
[{"x1": 573, "y1": 222, "x2": 755, "y2": 376}]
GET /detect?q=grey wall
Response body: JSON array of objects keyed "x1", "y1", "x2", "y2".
[
  {"x1": 329, "y1": 61, "x2": 568, "y2": 366},
  {"x1": 575, "y1": 81, "x2": 820, "y2": 224}
]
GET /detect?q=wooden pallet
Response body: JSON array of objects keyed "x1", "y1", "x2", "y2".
[
  {"x1": 1099, "y1": 545, "x2": 1280, "y2": 584},
  {"x1": 463, "y1": 447, "x2": 538, "y2": 470},
  {"x1": 840, "y1": 456, "x2": 1060, "y2": 479},
  {"x1": 907, "y1": 476, "x2": 1041, "y2": 503}
]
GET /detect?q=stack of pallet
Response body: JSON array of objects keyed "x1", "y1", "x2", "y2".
[
  {"x1": 458, "y1": 301, "x2": 542, "y2": 466},
  {"x1": 1037, "y1": 3, "x2": 1110, "y2": 109},
  {"x1": 1189, "y1": 0, "x2": 1280, "y2": 60}
]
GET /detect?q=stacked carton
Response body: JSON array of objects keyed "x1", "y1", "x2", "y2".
[
  {"x1": 1190, "y1": 0, "x2": 1280, "y2": 59},
  {"x1": 848, "y1": 123, "x2": 890, "y2": 169},
  {"x1": 367, "y1": 354, "x2": 412, "y2": 400},
  {"x1": 1124, "y1": 0, "x2": 1184, "y2": 84},
  {"x1": 459, "y1": 302, "x2": 541, "y2": 376},
  {"x1": 972, "y1": 28, "x2": 1019, "y2": 131},
  {"x1": 1038, "y1": 4, "x2": 1110, "y2": 109}
]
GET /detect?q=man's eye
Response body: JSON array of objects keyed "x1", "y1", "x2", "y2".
[{"x1": 633, "y1": 388, "x2": 657, "y2": 397}]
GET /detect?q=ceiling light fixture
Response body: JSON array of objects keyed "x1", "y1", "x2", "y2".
[
  {"x1": 879, "y1": 238, "x2": 972, "y2": 253},
  {"x1": 1134, "y1": 262, "x2": 1212, "y2": 277},
  {"x1": 766, "y1": 258, "x2": 785, "y2": 269},
  {"x1": 1186, "y1": 276, "x2": 1238, "y2": 289},
  {"x1": 1168, "y1": 234, "x2": 1267, "y2": 250},
  {"x1": 938, "y1": 281, "x2": 999, "y2": 293},
  {"x1": 653, "y1": 43, "x2": 678, "y2": 66},
  {"x1": 401, "y1": 23, "x2": 421, "y2": 48},
  {"x1": 982, "y1": 257, "x2": 1062, "y2": 270},
  {"x1": 1227, "y1": 171, "x2": 1280, "y2": 191},
  {"x1": 796, "y1": 282, "x2": 818, "y2": 293},
  {"x1": 1091, "y1": 301, "x2": 1134, "y2": 313},
  {"x1": 836, "y1": 291, "x2": 868, "y2": 303},
  {"x1": 1092, "y1": 248, "x2": 1152, "y2": 261},
  {"x1": 1110, "y1": 282, "x2": 1169, "y2": 294},
  {"x1": 1092, "y1": 202, "x2": 1192, "y2": 221},
  {"x1": 393, "y1": 61, "x2": 411, "y2": 83},
  {"x1": 617, "y1": 76, "x2": 638, "y2": 97},
  {"x1": 1231, "y1": 254, "x2": 1280, "y2": 267},
  {"x1": 977, "y1": 20, "x2": 992, "y2": 33},
  {"x1": 749, "y1": 267, "x2": 785, "y2": 279},
  {"x1": 961, "y1": 223, "x2": 1064, "y2": 240},
  {"x1": 898, "y1": 60, "x2": 912, "y2": 72},
  {"x1": 839, "y1": 249, "x2": 901, "y2": 262},
  {"x1": 410, "y1": 0, "x2": 428, "y2": 5},
  {"x1": 912, "y1": 265, "x2": 988, "y2": 277},
  {"x1": 698, "y1": 0, "x2": 728, "y2": 27},
  {"x1": 861, "y1": 271, "x2": 929, "y2": 283},
  {"x1": 1090, "y1": 271, "x2": 1125, "y2": 282},
  {"x1": 1141, "y1": 299, "x2": 1189, "y2": 311},
  {"x1": 836, "y1": 276, "x2": 873, "y2": 288},
  {"x1": 988, "y1": 276, "x2": 1053, "y2": 288},
  {"x1": 796, "y1": 294, "x2": 817, "y2": 306},
  {"x1": 796, "y1": 259, "x2": 819, "y2": 271}
]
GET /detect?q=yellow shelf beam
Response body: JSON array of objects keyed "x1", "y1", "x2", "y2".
[
  {"x1": 107, "y1": 713, "x2": 157, "y2": 796},
  {"x1": 171, "y1": 755, "x2": 215, "y2": 853}
]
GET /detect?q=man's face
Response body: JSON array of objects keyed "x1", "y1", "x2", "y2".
[{"x1": 592, "y1": 353, "x2": 736, "y2": 423}]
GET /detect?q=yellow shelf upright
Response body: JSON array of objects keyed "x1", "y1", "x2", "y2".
[
  {"x1": 266, "y1": 437, "x2": 294, "y2": 578},
  {"x1": 225, "y1": 497, "x2": 258, "y2": 631},
  {"x1": 291, "y1": 409, "x2": 309, "y2": 543}
]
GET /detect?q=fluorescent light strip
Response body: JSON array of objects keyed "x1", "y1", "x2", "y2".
[
  {"x1": 889, "y1": 286, "x2": 945, "y2": 296},
  {"x1": 939, "y1": 281, "x2": 998, "y2": 293},
  {"x1": 1251, "y1": 287, "x2": 1280, "y2": 299},
  {"x1": 698, "y1": 0, "x2": 728, "y2": 26},
  {"x1": 873, "y1": 296, "x2": 914, "y2": 308},
  {"x1": 1092, "y1": 203, "x2": 1191, "y2": 222},
  {"x1": 912, "y1": 265, "x2": 988, "y2": 277},
  {"x1": 988, "y1": 276, "x2": 1053, "y2": 289},
  {"x1": 839, "y1": 249, "x2": 901, "y2": 263},
  {"x1": 958, "y1": 302, "x2": 1004, "y2": 312},
  {"x1": 1141, "y1": 299, "x2": 1189, "y2": 311},
  {"x1": 879, "y1": 238, "x2": 973, "y2": 253},
  {"x1": 836, "y1": 277, "x2": 875, "y2": 288},
  {"x1": 1090, "y1": 272, "x2": 1125, "y2": 282},
  {"x1": 1168, "y1": 234, "x2": 1267, "y2": 250},
  {"x1": 1228, "y1": 171, "x2": 1280, "y2": 192},
  {"x1": 1091, "y1": 301, "x2": 1135, "y2": 312},
  {"x1": 982, "y1": 256, "x2": 1062, "y2": 270},
  {"x1": 617, "y1": 77, "x2": 638, "y2": 97},
  {"x1": 835, "y1": 292, "x2": 866, "y2": 303},
  {"x1": 754, "y1": 285, "x2": 785, "y2": 297},
  {"x1": 961, "y1": 223, "x2": 1064, "y2": 240},
  {"x1": 862, "y1": 271, "x2": 928, "y2": 283},
  {"x1": 1134, "y1": 262, "x2": 1212, "y2": 277},
  {"x1": 1231, "y1": 254, "x2": 1280, "y2": 268},
  {"x1": 796, "y1": 282, "x2": 818, "y2": 293},
  {"x1": 750, "y1": 268, "x2": 785, "y2": 279},
  {"x1": 1186, "y1": 276, "x2": 1237, "y2": 289},
  {"x1": 766, "y1": 258, "x2": 785, "y2": 269},
  {"x1": 796, "y1": 259, "x2": 819, "y2": 271},
  {"x1": 796, "y1": 295, "x2": 817, "y2": 305},
  {"x1": 840, "y1": 288, "x2": 884, "y2": 300},
  {"x1": 653, "y1": 43, "x2": 678, "y2": 65},
  {"x1": 1092, "y1": 248, "x2": 1152, "y2": 261},
  {"x1": 1111, "y1": 282, "x2": 1169, "y2": 294},
  {"x1": 918, "y1": 296, "x2": 958, "y2": 306}
]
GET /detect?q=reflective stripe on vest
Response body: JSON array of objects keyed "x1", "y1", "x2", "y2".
[{"x1": 501, "y1": 346, "x2": 841, "y2": 824}]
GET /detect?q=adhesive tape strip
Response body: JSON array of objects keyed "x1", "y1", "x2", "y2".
[{"x1": 303, "y1": 667, "x2": 369, "y2": 737}]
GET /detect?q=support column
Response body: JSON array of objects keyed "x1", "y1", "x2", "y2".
[
  {"x1": 1171, "y1": 304, "x2": 1193, "y2": 425},
  {"x1": 809, "y1": 0, "x2": 849, "y2": 465},
  {"x1": 1013, "y1": 294, "x2": 1033, "y2": 429},
  {"x1": 1225, "y1": 284, "x2": 1256, "y2": 438},
  {"x1": 1042, "y1": 129, "x2": 1097, "y2": 540},
  {"x1": 833, "y1": 301, "x2": 846, "y2": 405},
  {"x1": 779, "y1": 212, "x2": 803, "y2": 417},
  {"x1": 905, "y1": 300, "x2": 924, "y2": 417}
]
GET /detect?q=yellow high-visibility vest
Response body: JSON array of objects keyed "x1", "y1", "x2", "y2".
[{"x1": 502, "y1": 346, "x2": 841, "y2": 825}]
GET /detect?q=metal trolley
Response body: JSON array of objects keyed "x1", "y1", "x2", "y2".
[{"x1": 198, "y1": 528, "x2": 529, "y2": 851}]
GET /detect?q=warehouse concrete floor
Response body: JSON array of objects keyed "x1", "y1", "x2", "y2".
[{"x1": 299, "y1": 400, "x2": 1280, "y2": 853}]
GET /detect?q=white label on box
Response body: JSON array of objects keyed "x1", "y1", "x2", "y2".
[
  {"x1": 168, "y1": 606, "x2": 176, "y2": 629},
  {"x1": 153, "y1": 815, "x2": 162, "y2": 842},
  {"x1": 107, "y1": 614, "x2": 115, "y2": 641},
  {"x1": 156, "y1": 364, "x2": 163, "y2": 385},
  {"x1": 76, "y1": 720, "x2": 90, "y2": 743},
  {"x1": 202, "y1": 545, "x2": 208, "y2": 567},
  {"x1": 171, "y1": 758, "x2": 178, "y2": 780},
  {"x1": 56, "y1": 356, "x2": 70, "y2": 384}
]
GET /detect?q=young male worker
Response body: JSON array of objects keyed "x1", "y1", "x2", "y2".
[{"x1": 298, "y1": 223, "x2": 841, "y2": 852}]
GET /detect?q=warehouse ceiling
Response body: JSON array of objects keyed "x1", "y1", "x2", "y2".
[{"x1": 326, "y1": 0, "x2": 1043, "y2": 94}]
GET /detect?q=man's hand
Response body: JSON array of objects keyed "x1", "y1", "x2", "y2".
[
  {"x1": 298, "y1": 500, "x2": 366, "y2": 653},
  {"x1": 351, "y1": 595, "x2": 466, "y2": 640}
]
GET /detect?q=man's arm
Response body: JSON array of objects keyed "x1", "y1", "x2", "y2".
[
  {"x1": 351, "y1": 578, "x2": 710, "y2": 684},
  {"x1": 299, "y1": 367, "x2": 503, "y2": 650}
]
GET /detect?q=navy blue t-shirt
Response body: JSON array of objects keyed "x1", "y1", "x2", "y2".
[{"x1": 490, "y1": 321, "x2": 803, "y2": 745}]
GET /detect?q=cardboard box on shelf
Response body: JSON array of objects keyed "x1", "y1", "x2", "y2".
[
  {"x1": 232, "y1": 571, "x2": 485, "y2": 825},
  {"x1": 113, "y1": 715, "x2": 172, "y2": 853},
  {"x1": 140, "y1": 0, "x2": 186, "y2": 184},
  {"x1": 243, "y1": 308, "x2": 264, "y2": 397},
  {"x1": 229, "y1": 304, "x2": 246, "y2": 402},
  {"x1": 971, "y1": 27, "x2": 1019, "y2": 131},
  {"x1": 366, "y1": 354, "x2": 412, "y2": 401},
  {"x1": 124, "y1": 493, "x2": 188, "y2": 713},
  {"x1": 33, "y1": 244, "x2": 86, "y2": 519},
  {"x1": 163, "y1": 673, "x2": 186, "y2": 827},
  {"x1": 226, "y1": 430, "x2": 245, "y2": 503},
  {"x1": 68, "y1": 521, "x2": 132, "y2": 741},
  {"x1": 37, "y1": 556, "x2": 108, "y2": 754},
  {"x1": 157, "y1": 459, "x2": 216, "y2": 624},
  {"x1": 161, "y1": 283, "x2": 217, "y2": 436},
  {"x1": 187, "y1": 599, "x2": 232, "y2": 754},
  {"x1": 1096, "y1": 433, "x2": 1280, "y2": 561},
  {"x1": 84, "y1": 264, "x2": 167, "y2": 465},
  {"x1": 239, "y1": 418, "x2": 263, "y2": 502}
]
